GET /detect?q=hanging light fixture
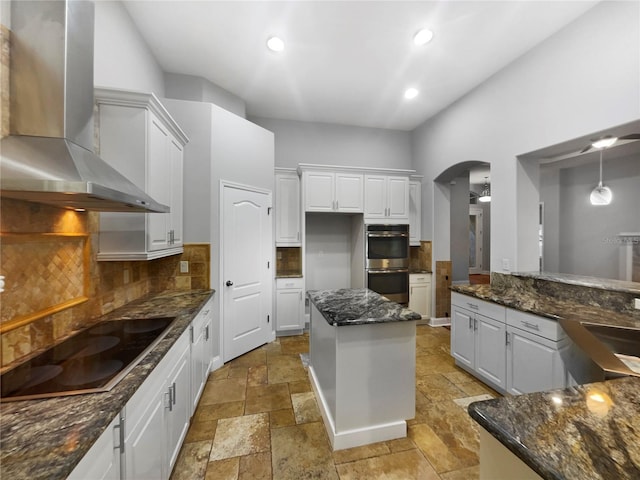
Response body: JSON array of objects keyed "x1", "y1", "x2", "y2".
[
  {"x1": 478, "y1": 177, "x2": 491, "y2": 202},
  {"x1": 590, "y1": 148, "x2": 613, "y2": 205}
]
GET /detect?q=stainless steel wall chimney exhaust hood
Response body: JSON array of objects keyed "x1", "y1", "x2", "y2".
[{"x1": 0, "y1": 0, "x2": 169, "y2": 213}]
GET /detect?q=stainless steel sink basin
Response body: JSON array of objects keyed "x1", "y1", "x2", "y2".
[
  {"x1": 559, "y1": 318, "x2": 640, "y2": 383},
  {"x1": 582, "y1": 323, "x2": 640, "y2": 359}
]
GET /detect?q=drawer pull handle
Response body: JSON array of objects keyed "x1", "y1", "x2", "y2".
[
  {"x1": 467, "y1": 303, "x2": 479, "y2": 310},
  {"x1": 522, "y1": 320, "x2": 540, "y2": 330}
]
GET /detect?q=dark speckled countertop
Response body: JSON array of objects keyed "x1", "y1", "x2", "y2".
[
  {"x1": 469, "y1": 376, "x2": 640, "y2": 479},
  {"x1": 451, "y1": 283, "x2": 639, "y2": 329},
  {"x1": 307, "y1": 288, "x2": 421, "y2": 326},
  {"x1": 0, "y1": 289, "x2": 214, "y2": 480}
]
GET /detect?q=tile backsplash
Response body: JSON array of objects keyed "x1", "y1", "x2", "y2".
[{"x1": 0, "y1": 198, "x2": 210, "y2": 368}]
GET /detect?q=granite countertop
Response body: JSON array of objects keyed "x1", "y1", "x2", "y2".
[
  {"x1": 307, "y1": 288, "x2": 421, "y2": 326},
  {"x1": 0, "y1": 289, "x2": 215, "y2": 480},
  {"x1": 450, "y1": 283, "x2": 639, "y2": 329},
  {"x1": 468, "y1": 376, "x2": 640, "y2": 479},
  {"x1": 409, "y1": 269, "x2": 432, "y2": 274}
]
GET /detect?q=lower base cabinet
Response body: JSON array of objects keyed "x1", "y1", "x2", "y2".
[
  {"x1": 409, "y1": 273, "x2": 431, "y2": 319},
  {"x1": 125, "y1": 330, "x2": 191, "y2": 480},
  {"x1": 451, "y1": 293, "x2": 568, "y2": 395},
  {"x1": 276, "y1": 278, "x2": 304, "y2": 334}
]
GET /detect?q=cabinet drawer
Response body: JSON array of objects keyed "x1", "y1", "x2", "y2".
[
  {"x1": 506, "y1": 308, "x2": 565, "y2": 341},
  {"x1": 409, "y1": 273, "x2": 431, "y2": 285},
  {"x1": 452, "y1": 292, "x2": 505, "y2": 322},
  {"x1": 192, "y1": 297, "x2": 214, "y2": 332},
  {"x1": 276, "y1": 277, "x2": 304, "y2": 289}
]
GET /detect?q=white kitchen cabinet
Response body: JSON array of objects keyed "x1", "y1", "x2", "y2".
[
  {"x1": 364, "y1": 175, "x2": 409, "y2": 223},
  {"x1": 506, "y1": 309, "x2": 568, "y2": 395},
  {"x1": 303, "y1": 171, "x2": 363, "y2": 213},
  {"x1": 409, "y1": 273, "x2": 431, "y2": 319},
  {"x1": 67, "y1": 413, "x2": 121, "y2": 480},
  {"x1": 124, "y1": 328, "x2": 191, "y2": 480},
  {"x1": 409, "y1": 180, "x2": 421, "y2": 246},
  {"x1": 451, "y1": 292, "x2": 507, "y2": 392},
  {"x1": 190, "y1": 297, "x2": 214, "y2": 414},
  {"x1": 275, "y1": 277, "x2": 305, "y2": 334},
  {"x1": 95, "y1": 88, "x2": 188, "y2": 261},
  {"x1": 275, "y1": 169, "x2": 301, "y2": 245}
]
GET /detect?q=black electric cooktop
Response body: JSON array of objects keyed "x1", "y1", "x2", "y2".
[{"x1": 1, "y1": 316, "x2": 176, "y2": 402}]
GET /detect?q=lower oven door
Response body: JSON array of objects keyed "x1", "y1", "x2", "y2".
[{"x1": 366, "y1": 269, "x2": 409, "y2": 304}]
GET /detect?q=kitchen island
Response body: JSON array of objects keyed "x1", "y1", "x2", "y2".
[{"x1": 307, "y1": 288, "x2": 421, "y2": 450}]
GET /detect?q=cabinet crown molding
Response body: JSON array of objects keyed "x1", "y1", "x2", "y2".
[
  {"x1": 297, "y1": 163, "x2": 415, "y2": 177},
  {"x1": 95, "y1": 87, "x2": 189, "y2": 145}
]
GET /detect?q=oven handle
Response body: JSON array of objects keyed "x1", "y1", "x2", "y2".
[
  {"x1": 367, "y1": 233, "x2": 409, "y2": 238},
  {"x1": 367, "y1": 269, "x2": 409, "y2": 274}
]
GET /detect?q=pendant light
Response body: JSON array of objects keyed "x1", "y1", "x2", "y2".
[
  {"x1": 478, "y1": 177, "x2": 491, "y2": 203},
  {"x1": 589, "y1": 146, "x2": 613, "y2": 206}
]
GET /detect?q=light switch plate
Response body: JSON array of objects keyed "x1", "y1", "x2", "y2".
[
  {"x1": 635, "y1": 298, "x2": 640, "y2": 310},
  {"x1": 180, "y1": 261, "x2": 189, "y2": 273}
]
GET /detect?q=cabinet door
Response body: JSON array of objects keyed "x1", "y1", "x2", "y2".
[
  {"x1": 190, "y1": 323, "x2": 207, "y2": 414},
  {"x1": 335, "y1": 173, "x2": 363, "y2": 212},
  {"x1": 276, "y1": 289, "x2": 304, "y2": 331},
  {"x1": 475, "y1": 314, "x2": 506, "y2": 390},
  {"x1": 364, "y1": 175, "x2": 387, "y2": 218},
  {"x1": 147, "y1": 115, "x2": 171, "y2": 251},
  {"x1": 169, "y1": 138, "x2": 184, "y2": 247},
  {"x1": 386, "y1": 177, "x2": 409, "y2": 219},
  {"x1": 305, "y1": 172, "x2": 335, "y2": 212},
  {"x1": 409, "y1": 282, "x2": 429, "y2": 317},
  {"x1": 506, "y1": 327, "x2": 564, "y2": 395},
  {"x1": 409, "y1": 181, "x2": 421, "y2": 245},
  {"x1": 166, "y1": 341, "x2": 191, "y2": 473},
  {"x1": 451, "y1": 306, "x2": 475, "y2": 369},
  {"x1": 125, "y1": 392, "x2": 166, "y2": 480},
  {"x1": 275, "y1": 173, "x2": 301, "y2": 245},
  {"x1": 67, "y1": 414, "x2": 120, "y2": 480}
]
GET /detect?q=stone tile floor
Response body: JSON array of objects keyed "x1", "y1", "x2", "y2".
[{"x1": 169, "y1": 325, "x2": 500, "y2": 480}]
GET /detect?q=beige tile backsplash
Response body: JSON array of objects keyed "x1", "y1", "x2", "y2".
[{"x1": 0, "y1": 198, "x2": 211, "y2": 368}]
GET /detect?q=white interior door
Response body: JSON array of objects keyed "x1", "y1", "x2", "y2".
[{"x1": 222, "y1": 184, "x2": 272, "y2": 362}]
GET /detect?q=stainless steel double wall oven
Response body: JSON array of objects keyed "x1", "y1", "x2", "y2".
[{"x1": 365, "y1": 224, "x2": 410, "y2": 304}]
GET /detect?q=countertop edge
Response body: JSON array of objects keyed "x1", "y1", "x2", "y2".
[{"x1": 468, "y1": 403, "x2": 562, "y2": 480}]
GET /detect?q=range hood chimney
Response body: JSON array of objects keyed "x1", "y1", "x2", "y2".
[{"x1": 0, "y1": 0, "x2": 169, "y2": 213}]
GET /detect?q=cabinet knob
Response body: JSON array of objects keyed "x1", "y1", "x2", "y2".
[{"x1": 226, "y1": 280, "x2": 234, "y2": 286}]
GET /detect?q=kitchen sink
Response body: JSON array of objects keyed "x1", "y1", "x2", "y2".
[{"x1": 559, "y1": 318, "x2": 640, "y2": 383}]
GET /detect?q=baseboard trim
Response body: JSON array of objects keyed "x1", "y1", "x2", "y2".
[
  {"x1": 309, "y1": 365, "x2": 407, "y2": 451},
  {"x1": 429, "y1": 317, "x2": 451, "y2": 327}
]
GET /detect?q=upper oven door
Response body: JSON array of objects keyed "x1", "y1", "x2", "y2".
[{"x1": 366, "y1": 225, "x2": 409, "y2": 269}]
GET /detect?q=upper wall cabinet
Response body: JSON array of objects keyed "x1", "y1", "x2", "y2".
[
  {"x1": 303, "y1": 170, "x2": 363, "y2": 213},
  {"x1": 409, "y1": 178, "x2": 422, "y2": 246},
  {"x1": 364, "y1": 175, "x2": 409, "y2": 224},
  {"x1": 95, "y1": 88, "x2": 189, "y2": 261},
  {"x1": 275, "y1": 169, "x2": 301, "y2": 246}
]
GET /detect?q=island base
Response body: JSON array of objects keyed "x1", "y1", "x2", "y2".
[{"x1": 309, "y1": 365, "x2": 408, "y2": 451}]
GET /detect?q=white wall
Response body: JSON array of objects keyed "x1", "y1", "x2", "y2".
[
  {"x1": 164, "y1": 73, "x2": 246, "y2": 118},
  {"x1": 541, "y1": 153, "x2": 640, "y2": 280},
  {"x1": 250, "y1": 116, "x2": 412, "y2": 170},
  {"x1": 411, "y1": 1, "x2": 640, "y2": 274},
  {"x1": 450, "y1": 175, "x2": 470, "y2": 282},
  {"x1": 305, "y1": 214, "x2": 353, "y2": 291},
  {"x1": 94, "y1": 1, "x2": 165, "y2": 95}
]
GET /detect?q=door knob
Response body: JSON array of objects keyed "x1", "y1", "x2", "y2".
[{"x1": 226, "y1": 280, "x2": 234, "y2": 286}]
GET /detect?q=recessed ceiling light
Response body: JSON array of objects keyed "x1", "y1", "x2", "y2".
[
  {"x1": 413, "y1": 28, "x2": 434, "y2": 46},
  {"x1": 267, "y1": 36, "x2": 284, "y2": 52},
  {"x1": 404, "y1": 88, "x2": 419, "y2": 100}
]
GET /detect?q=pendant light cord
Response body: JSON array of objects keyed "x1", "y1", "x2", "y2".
[{"x1": 598, "y1": 149, "x2": 603, "y2": 187}]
